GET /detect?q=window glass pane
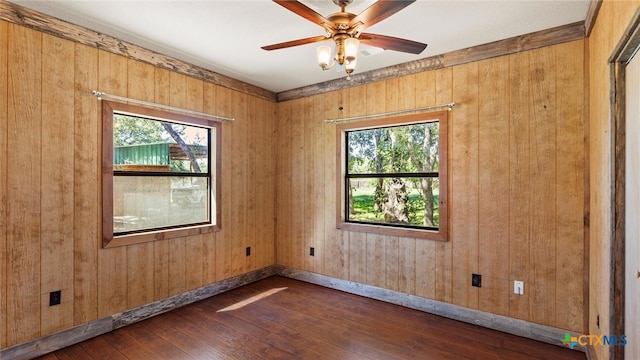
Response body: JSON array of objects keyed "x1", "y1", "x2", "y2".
[
  {"x1": 347, "y1": 122, "x2": 439, "y2": 175},
  {"x1": 347, "y1": 177, "x2": 439, "y2": 229},
  {"x1": 113, "y1": 176, "x2": 210, "y2": 234},
  {"x1": 113, "y1": 114, "x2": 209, "y2": 173}
]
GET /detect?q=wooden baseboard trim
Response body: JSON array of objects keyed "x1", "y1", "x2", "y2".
[
  {"x1": 274, "y1": 266, "x2": 587, "y2": 353},
  {"x1": 0, "y1": 265, "x2": 278, "y2": 360}
]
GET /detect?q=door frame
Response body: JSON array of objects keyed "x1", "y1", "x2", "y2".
[{"x1": 611, "y1": 8, "x2": 640, "y2": 360}]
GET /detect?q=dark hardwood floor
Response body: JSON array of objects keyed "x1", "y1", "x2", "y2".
[{"x1": 36, "y1": 276, "x2": 586, "y2": 360}]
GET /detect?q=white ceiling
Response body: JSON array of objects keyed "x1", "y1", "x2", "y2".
[{"x1": 9, "y1": 0, "x2": 590, "y2": 93}]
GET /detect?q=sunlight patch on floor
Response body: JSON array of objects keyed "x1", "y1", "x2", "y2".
[{"x1": 217, "y1": 287, "x2": 288, "y2": 312}]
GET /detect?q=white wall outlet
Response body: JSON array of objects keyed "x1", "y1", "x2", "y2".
[{"x1": 514, "y1": 280, "x2": 524, "y2": 295}]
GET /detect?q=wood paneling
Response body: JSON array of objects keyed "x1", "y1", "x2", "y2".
[
  {"x1": 0, "y1": 20, "x2": 276, "y2": 349},
  {"x1": 7, "y1": 24, "x2": 43, "y2": 345},
  {"x1": 73, "y1": 43, "x2": 99, "y2": 326},
  {"x1": 434, "y1": 67, "x2": 454, "y2": 304},
  {"x1": 40, "y1": 33, "x2": 75, "y2": 336},
  {"x1": 477, "y1": 57, "x2": 510, "y2": 317},
  {"x1": 0, "y1": 19, "x2": 8, "y2": 350},
  {"x1": 0, "y1": 12, "x2": 590, "y2": 352},
  {"x1": 276, "y1": 40, "x2": 586, "y2": 332},
  {"x1": 508, "y1": 50, "x2": 532, "y2": 322},
  {"x1": 587, "y1": 2, "x2": 640, "y2": 360},
  {"x1": 451, "y1": 62, "x2": 479, "y2": 310},
  {"x1": 276, "y1": 22, "x2": 586, "y2": 102},
  {"x1": 0, "y1": 0, "x2": 276, "y2": 103},
  {"x1": 554, "y1": 40, "x2": 585, "y2": 332}
]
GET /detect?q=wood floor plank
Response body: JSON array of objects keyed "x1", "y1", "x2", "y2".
[
  {"x1": 36, "y1": 276, "x2": 586, "y2": 360},
  {"x1": 79, "y1": 336, "x2": 127, "y2": 360}
]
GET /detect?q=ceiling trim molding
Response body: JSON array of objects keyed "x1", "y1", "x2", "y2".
[
  {"x1": 584, "y1": 0, "x2": 603, "y2": 37},
  {"x1": 0, "y1": 1, "x2": 277, "y2": 102},
  {"x1": 277, "y1": 21, "x2": 585, "y2": 102}
]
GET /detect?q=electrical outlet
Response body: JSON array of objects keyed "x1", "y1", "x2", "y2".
[
  {"x1": 471, "y1": 273, "x2": 481, "y2": 287},
  {"x1": 514, "y1": 280, "x2": 524, "y2": 295},
  {"x1": 246, "y1": 247, "x2": 251, "y2": 256},
  {"x1": 49, "y1": 290, "x2": 61, "y2": 306},
  {"x1": 310, "y1": 247, "x2": 315, "y2": 256}
]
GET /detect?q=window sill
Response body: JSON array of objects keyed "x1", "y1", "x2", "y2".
[
  {"x1": 103, "y1": 224, "x2": 220, "y2": 248},
  {"x1": 337, "y1": 221, "x2": 447, "y2": 241}
]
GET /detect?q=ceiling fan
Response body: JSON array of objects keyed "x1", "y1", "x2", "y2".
[{"x1": 261, "y1": 0, "x2": 427, "y2": 79}]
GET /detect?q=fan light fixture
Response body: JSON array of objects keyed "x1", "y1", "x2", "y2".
[
  {"x1": 262, "y1": 0, "x2": 427, "y2": 82},
  {"x1": 316, "y1": 35, "x2": 360, "y2": 80}
]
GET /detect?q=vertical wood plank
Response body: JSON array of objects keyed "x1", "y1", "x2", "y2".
[
  {"x1": 450, "y1": 63, "x2": 479, "y2": 309},
  {"x1": 73, "y1": 42, "x2": 99, "y2": 327},
  {"x1": 349, "y1": 232, "x2": 367, "y2": 284},
  {"x1": 215, "y1": 86, "x2": 232, "y2": 280},
  {"x1": 366, "y1": 233, "x2": 386, "y2": 288},
  {"x1": 323, "y1": 90, "x2": 346, "y2": 279},
  {"x1": 312, "y1": 94, "x2": 326, "y2": 274},
  {"x1": 246, "y1": 95, "x2": 258, "y2": 272},
  {"x1": 414, "y1": 70, "x2": 438, "y2": 299},
  {"x1": 168, "y1": 237, "x2": 186, "y2": 296},
  {"x1": 125, "y1": 60, "x2": 155, "y2": 308},
  {"x1": 508, "y1": 50, "x2": 532, "y2": 321},
  {"x1": 303, "y1": 96, "x2": 316, "y2": 272},
  {"x1": 554, "y1": 40, "x2": 584, "y2": 332},
  {"x1": 184, "y1": 76, "x2": 204, "y2": 290},
  {"x1": 290, "y1": 98, "x2": 305, "y2": 271},
  {"x1": 477, "y1": 57, "x2": 510, "y2": 317},
  {"x1": 40, "y1": 33, "x2": 75, "y2": 336},
  {"x1": 0, "y1": 19, "x2": 9, "y2": 349},
  {"x1": 529, "y1": 45, "x2": 557, "y2": 326},
  {"x1": 434, "y1": 67, "x2": 453, "y2": 304},
  {"x1": 384, "y1": 236, "x2": 400, "y2": 291},
  {"x1": 265, "y1": 99, "x2": 278, "y2": 269},
  {"x1": 253, "y1": 97, "x2": 275, "y2": 270},
  {"x1": 6, "y1": 24, "x2": 42, "y2": 345},
  {"x1": 153, "y1": 66, "x2": 171, "y2": 299},
  {"x1": 231, "y1": 91, "x2": 248, "y2": 276},
  {"x1": 97, "y1": 50, "x2": 128, "y2": 318},
  {"x1": 275, "y1": 100, "x2": 292, "y2": 268},
  {"x1": 202, "y1": 82, "x2": 218, "y2": 284},
  {"x1": 168, "y1": 71, "x2": 187, "y2": 295}
]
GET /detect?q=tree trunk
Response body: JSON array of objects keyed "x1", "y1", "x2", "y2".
[
  {"x1": 383, "y1": 178, "x2": 410, "y2": 224},
  {"x1": 162, "y1": 123, "x2": 201, "y2": 173},
  {"x1": 421, "y1": 178, "x2": 435, "y2": 227}
]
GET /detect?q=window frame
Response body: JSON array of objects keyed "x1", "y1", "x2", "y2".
[
  {"x1": 336, "y1": 111, "x2": 448, "y2": 241},
  {"x1": 102, "y1": 100, "x2": 222, "y2": 248}
]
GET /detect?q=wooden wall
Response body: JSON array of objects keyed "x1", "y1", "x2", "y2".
[
  {"x1": 275, "y1": 39, "x2": 587, "y2": 333},
  {"x1": 588, "y1": 1, "x2": 640, "y2": 360},
  {"x1": 0, "y1": 21, "x2": 276, "y2": 348}
]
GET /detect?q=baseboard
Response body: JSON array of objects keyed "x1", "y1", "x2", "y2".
[
  {"x1": 0, "y1": 265, "x2": 278, "y2": 360},
  {"x1": 2, "y1": 264, "x2": 586, "y2": 359},
  {"x1": 274, "y1": 266, "x2": 587, "y2": 353}
]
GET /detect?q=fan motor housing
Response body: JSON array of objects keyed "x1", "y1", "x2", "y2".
[{"x1": 332, "y1": 0, "x2": 354, "y2": 7}]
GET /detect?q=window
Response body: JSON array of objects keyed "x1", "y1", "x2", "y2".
[
  {"x1": 336, "y1": 111, "x2": 448, "y2": 241},
  {"x1": 102, "y1": 101, "x2": 221, "y2": 248}
]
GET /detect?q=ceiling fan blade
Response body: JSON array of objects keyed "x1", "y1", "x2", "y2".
[
  {"x1": 350, "y1": 0, "x2": 416, "y2": 30},
  {"x1": 261, "y1": 35, "x2": 329, "y2": 51},
  {"x1": 273, "y1": 0, "x2": 332, "y2": 28},
  {"x1": 359, "y1": 33, "x2": 427, "y2": 54}
]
